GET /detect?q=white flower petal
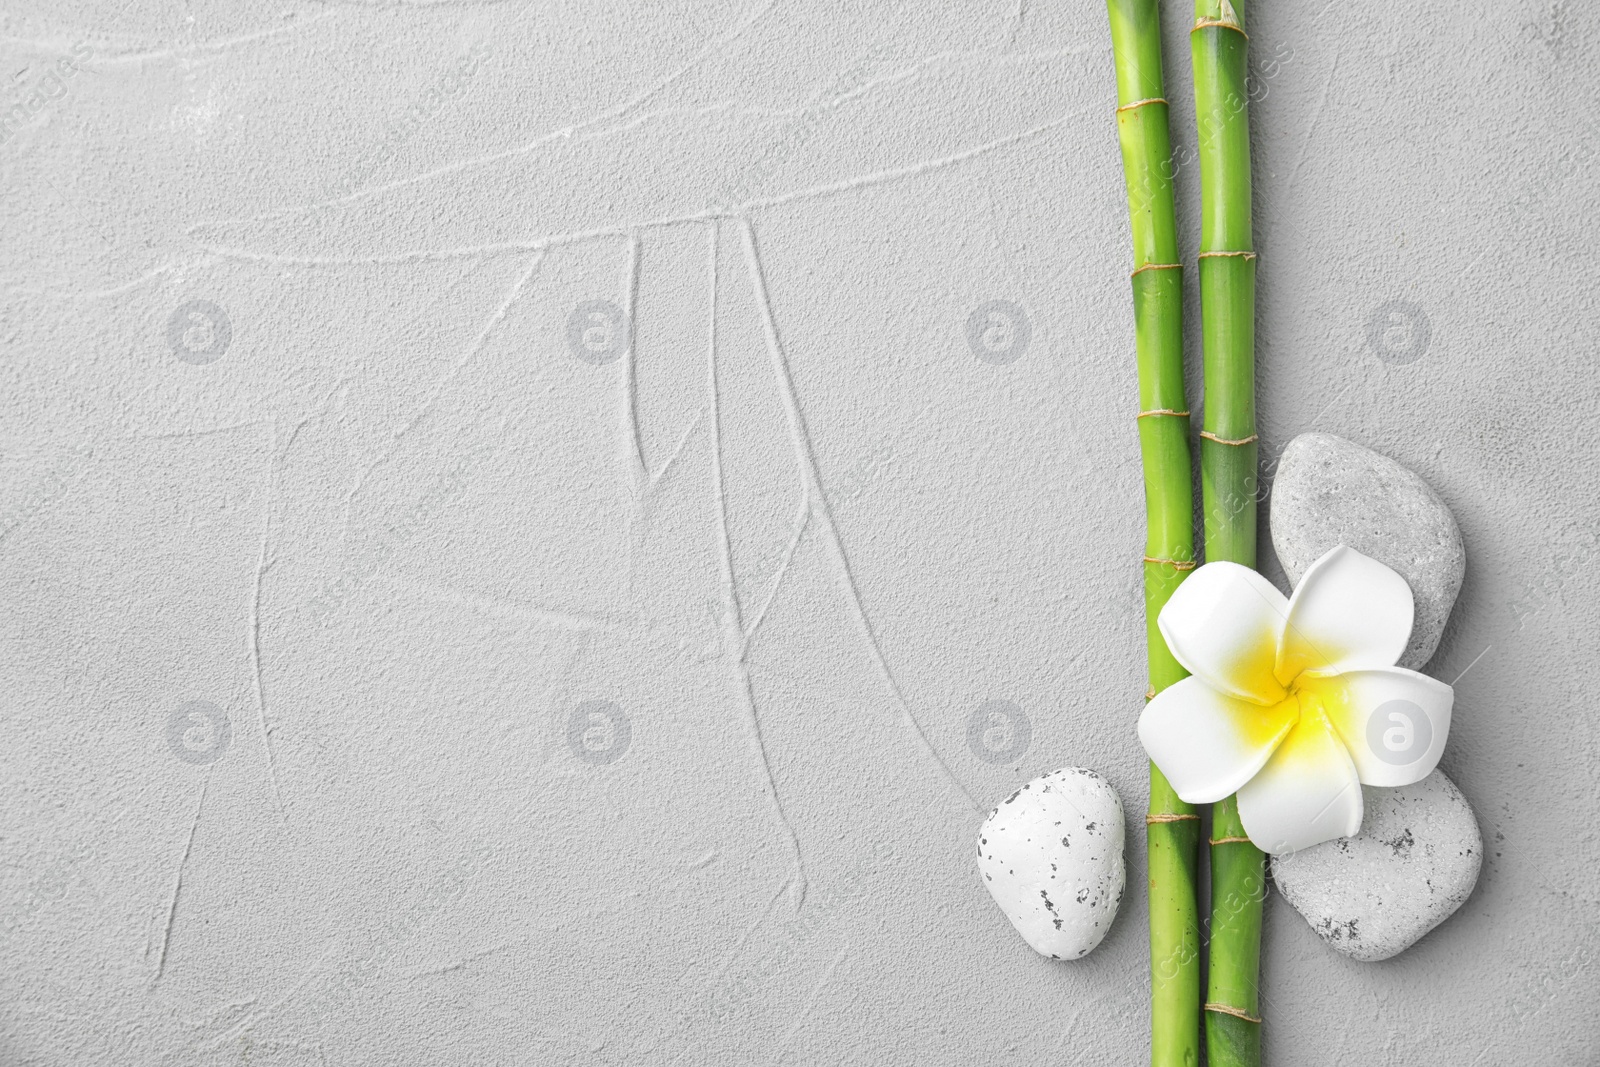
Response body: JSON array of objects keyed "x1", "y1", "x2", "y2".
[
  {"x1": 1157, "y1": 562, "x2": 1290, "y2": 705},
  {"x1": 1301, "y1": 666, "x2": 1453, "y2": 787},
  {"x1": 1138, "y1": 677, "x2": 1299, "y2": 805},
  {"x1": 1276, "y1": 545, "x2": 1414, "y2": 683},
  {"x1": 1236, "y1": 715, "x2": 1364, "y2": 855}
]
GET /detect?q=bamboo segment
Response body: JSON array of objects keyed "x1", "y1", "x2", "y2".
[
  {"x1": 1193, "y1": 1, "x2": 1264, "y2": 1064},
  {"x1": 1107, "y1": 2, "x2": 1202, "y2": 1065}
]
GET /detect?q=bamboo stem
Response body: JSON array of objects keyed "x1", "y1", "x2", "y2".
[
  {"x1": 1193, "y1": 1, "x2": 1264, "y2": 1064},
  {"x1": 1106, "y1": 3, "x2": 1201, "y2": 1065}
]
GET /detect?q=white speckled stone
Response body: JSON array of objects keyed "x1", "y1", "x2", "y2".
[
  {"x1": 1270, "y1": 433, "x2": 1465, "y2": 670},
  {"x1": 976, "y1": 767, "x2": 1125, "y2": 960},
  {"x1": 1270, "y1": 770, "x2": 1481, "y2": 962}
]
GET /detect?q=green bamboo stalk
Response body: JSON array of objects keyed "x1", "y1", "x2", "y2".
[
  {"x1": 1192, "y1": 1, "x2": 1264, "y2": 1064},
  {"x1": 1106, "y1": 4, "x2": 1201, "y2": 1065}
]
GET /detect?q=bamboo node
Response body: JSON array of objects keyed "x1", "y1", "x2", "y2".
[
  {"x1": 1116, "y1": 97, "x2": 1168, "y2": 113},
  {"x1": 1147, "y1": 813, "x2": 1201, "y2": 824},
  {"x1": 1136, "y1": 408, "x2": 1190, "y2": 419},
  {"x1": 1191, "y1": 18, "x2": 1249, "y2": 39},
  {"x1": 1199, "y1": 431, "x2": 1259, "y2": 446},
  {"x1": 1129, "y1": 262, "x2": 1182, "y2": 278},
  {"x1": 1209, "y1": 835, "x2": 1254, "y2": 845},
  {"x1": 1197, "y1": 250, "x2": 1257, "y2": 260},
  {"x1": 1142, "y1": 555, "x2": 1198, "y2": 570},
  {"x1": 1204, "y1": 1003, "x2": 1263, "y2": 1024}
]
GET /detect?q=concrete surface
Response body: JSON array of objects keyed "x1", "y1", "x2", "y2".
[{"x1": 1, "y1": 1, "x2": 1595, "y2": 1064}]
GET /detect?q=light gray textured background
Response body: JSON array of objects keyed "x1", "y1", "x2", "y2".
[{"x1": 2, "y1": 1, "x2": 1596, "y2": 1064}]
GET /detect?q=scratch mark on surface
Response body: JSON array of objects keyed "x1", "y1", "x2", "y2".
[
  {"x1": 739, "y1": 219, "x2": 979, "y2": 813},
  {"x1": 193, "y1": 109, "x2": 1085, "y2": 268},
  {"x1": 713, "y1": 876, "x2": 791, "y2": 984},
  {"x1": 857, "y1": 44, "x2": 1098, "y2": 90},
  {"x1": 649, "y1": 408, "x2": 705, "y2": 489},
  {"x1": 404, "y1": 937, "x2": 528, "y2": 978},
  {"x1": 582, "y1": 0, "x2": 779, "y2": 140},
  {"x1": 743, "y1": 108, "x2": 1086, "y2": 217},
  {"x1": 707, "y1": 220, "x2": 809, "y2": 908},
  {"x1": 198, "y1": 949, "x2": 333, "y2": 1049},
  {"x1": 687, "y1": 849, "x2": 719, "y2": 870},
  {"x1": 1286, "y1": 48, "x2": 1341, "y2": 191},
  {"x1": 395, "y1": 252, "x2": 540, "y2": 435},
  {"x1": 742, "y1": 498, "x2": 809, "y2": 654},
  {"x1": 153, "y1": 773, "x2": 209, "y2": 983},
  {"x1": 621, "y1": 236, "x2": 652, "y2": 605},
  {"x1": 1457, "y1": 245, "x2": 1490, "y2": 282},
  {"x1": 342, "y1": 249, "x2": 544, "y2": 515},
  {"x1": 572, "y1": 45, "x2": 1095, "y2": 144},
  {"x1": 187, "y1": 226, "x2": 586, "y2": 267},
  {"x1": 580, "y1": 99, "x2": 822, "y2": 142},
  {"x1": 1305, "y1": 379, "x2": 1353, "y2": 428},
  {"x1": 1046, "y1": 991, "x2": 1108, "y2": 1058},
  {"x1": 133, "y1": 420, "x2": 270, "y2": 441},
  {"x1": 192, "y1": 30, "x2": 1086, "y2": 238},
  {"x1": 252, "y1": 423, "x2": 288, "y2": 822},
  {"x1": 775, "y1": 945, "x2": 851, "y2": 1062},
  {"x1": 384, "y1": 572, "x2": 627, "y2": 633},
  {"x1": 623, "y1": 233, "x2": 647, "y2": 485},
  {"x1": 0, "y1": 13, "x2": 333, "y2": 63},
  {"x1": 327, "y1": 257, "x2": 478, "y2": 542},
  {"x1": 204, "y1": 0, "x2": 777, "y2": 227},
  {"x1": 1451, "y1": 644, "x2": 1492, "y2": 684},
  {"x1": 188, "y1": 240, "x2": 553, "y2": 267},
  {"x1": 179, "y1": 993, "x2": 259, "y2": 1023},
  {"x1": 389, "y1": 571, "x2": 714, "y2": 670},
  {"x1": 9, "y1": 258, "x2": 219, "y2": 300}
]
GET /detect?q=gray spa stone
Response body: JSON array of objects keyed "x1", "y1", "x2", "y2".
[
  {"x1": 976, "y1": 768, "x2": 1125, "y2": 961},
  {"x1": 1270, "y1": 432, "x2": 1465, "y2": 670},
  {"x1": 1269, "y1": 770, "x2": 1481, "y2": 962}
]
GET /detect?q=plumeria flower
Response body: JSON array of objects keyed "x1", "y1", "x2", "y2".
[{"x1": 1138, "y1": 545, "x2": 1453, "y2": 854}]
